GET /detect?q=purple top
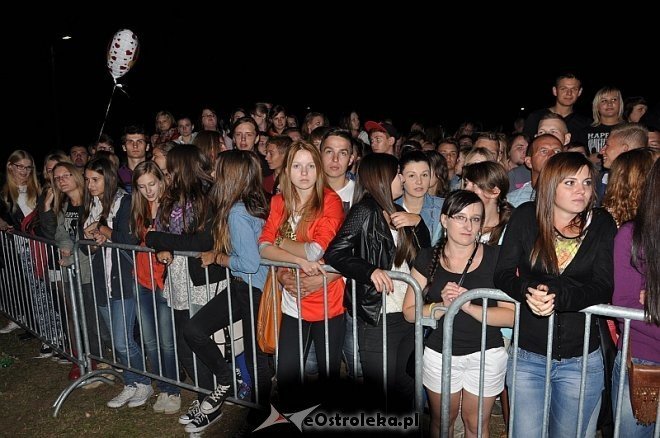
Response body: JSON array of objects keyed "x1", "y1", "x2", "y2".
[{"x1": 612, "y1": 222, "x2": 660, "y2": 362}]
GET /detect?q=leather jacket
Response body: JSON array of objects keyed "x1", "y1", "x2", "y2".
[{"x1": 325, "y1": 195, "x2": 430, "y2": 326}]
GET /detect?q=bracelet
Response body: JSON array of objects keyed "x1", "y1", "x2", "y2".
[
  {"x1": 275, "y1": 236, "x2": 284, "y2": 247},
  {"x1": 427, "y1": 302, "x2": 435, "y2": 316}
]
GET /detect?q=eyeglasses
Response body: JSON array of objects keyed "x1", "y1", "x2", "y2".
[
  {"x1": 53, "y1": 173, "x2": 73, "y2": 183},
  {"x1": 12, "y1": 164, "x2": 34, "y2": 172},
  {"x1": 450, "y1": 214, "x2": 482, "y2": 225}
]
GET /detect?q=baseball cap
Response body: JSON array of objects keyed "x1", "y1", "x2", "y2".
[{"x1": 365, "y1": 121, "x2": 399, "y2": 139}]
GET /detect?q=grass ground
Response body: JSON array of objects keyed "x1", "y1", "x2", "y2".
[
  {"x1": 0, "y1": 317, "x2": 248, "y2": 437},
  {"x1": 1, "y1": 316, "x2": 506, "y2": 437}
]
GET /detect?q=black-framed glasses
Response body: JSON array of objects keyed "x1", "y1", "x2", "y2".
[
  {"x1": 12, "y1": 164, "x2": 34, "y2": 172},
  {"x1": 450, "y1": 214, "x2": 482, "y2": 225}
]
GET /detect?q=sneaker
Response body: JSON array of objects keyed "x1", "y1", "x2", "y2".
[
  {"x1": 236, "y1": 381, "x2": 252, "y2": 403},
  {"x1": 184, "y1": 409, "x2": 223, "y2": 433},
  {"x1": 200, "y1": 384, "x2": 232, "y2": 414},
  {"x1": 179, "y1": 400, "x2": 201, "y2": 425},
  {"x1": 0, "y1": 320, "x2": 20, "y2": 334},
  {"x1": 37, "y1": 344, "x2": 53, "y2": 359},
  {"x1": 127, "y1": 382, "x2": 154, "y2": 408},
  {"x1": 107, "y1": 384, "x2": 138, "y2": 408},
  {"x1": 153, "y1": 393, "x2": 181, "y2": 414}
]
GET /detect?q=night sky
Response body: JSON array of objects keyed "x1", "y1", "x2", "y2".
[{"x1": 6, "y1": 14, "x2": 657, "y2": 166}]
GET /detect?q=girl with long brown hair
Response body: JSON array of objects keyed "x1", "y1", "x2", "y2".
[
  {"x1": 130, "y1": 161, "x2": 181, "y2": 414},
  {"x1": 182, "y1": 150, "x2": 272, "y2": 432},
  {"x1": 611, "y1": 158, "x2": 660, "y2": 436},
  {"x1": 325, "y1": 152, "x2": 431, "y2": 412},
  {"x1": 495, "y1": 152, "x2": 617, "y2": 437}
]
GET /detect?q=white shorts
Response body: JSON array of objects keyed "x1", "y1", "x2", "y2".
[{"x1": 423, "y1": 346, "x2": 508, "y2": 397}]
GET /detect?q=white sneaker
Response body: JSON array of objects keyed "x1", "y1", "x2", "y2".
[
  {"x1": 153, "y1": 393, "x2": 181, "y2": 414},
  {"x1": 0, "y1": 321, "x2": 20, "y2": 334},
  {"x1": 107, "y1": 385, "x2": 138, "y2": 408},
  {"x1": 127, "y1": 382, "x2": 154, "y2": 408}
]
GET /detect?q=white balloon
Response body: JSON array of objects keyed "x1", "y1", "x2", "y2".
[{"x1": 106, "y1": 29, "x2": 139, "y2": 81}]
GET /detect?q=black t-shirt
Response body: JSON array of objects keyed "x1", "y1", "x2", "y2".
[
  {"x1": 64, "y1": 203, "x2": 82, "y2": 242},
  {"x1": 415, "y1": 244, "x2": 503, "y2": 355}
]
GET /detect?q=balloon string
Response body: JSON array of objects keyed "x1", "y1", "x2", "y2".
[{"x1": 98, "y1": 84, "x2": 117, "y2": 143}]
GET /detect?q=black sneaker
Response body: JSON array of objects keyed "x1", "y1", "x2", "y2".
[
  {"x1": 184, "y1": 408, "x2": 223, "y2": 433},
  {"x1": 200, "y1": 384, "x2": 232, "y2": 414},
  {"x1": 178, "y1": 400, "x2": 201, "y2": 425}
]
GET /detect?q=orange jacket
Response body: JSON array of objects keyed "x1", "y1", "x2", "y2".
[{"x1": 259, "y1": 188, "x2": 345, "y2": 321}]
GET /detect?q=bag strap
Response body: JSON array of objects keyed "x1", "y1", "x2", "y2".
[
  {"x1": 627, "y1": 331, "x2": 633, "y2": 369},
  {"x1": 457, "y1": 242, "x2": 480, "y2": 288}
]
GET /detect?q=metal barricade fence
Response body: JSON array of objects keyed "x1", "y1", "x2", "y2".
[
  {"x1": 435, "y1": 288, "x2": 659, "y2": 438},
  {"x1": 47, "y1": 237, "x2": 426, "y2": 419},
  {"x1": 4, "y1": 230, "x2": 657, "y2": 436},
  {"x1": 0, "y1": 230, "x2": 87, "y2": 386}
]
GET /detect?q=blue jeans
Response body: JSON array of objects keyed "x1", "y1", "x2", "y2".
[
  {"x1": 612, "y1": 350, "x2": 658, "y2": 437},
  {"x1": 507, "y1": 347, "x2": 603, "y2": 438},
  {"x1": 343, "y1": 311, "x2": 362, "y2": 379},
  {"x1": 137, "y1": 286, "x2": 179, "y2": 395},
  {"x1": 97, "y1": 296, "x2": 150, "y2": 386}
]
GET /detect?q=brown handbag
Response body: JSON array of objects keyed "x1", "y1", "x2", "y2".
[
  {"x1": 256, "y1": 267, "x2": 282, "y2": 355},
  {"x1": 627, "y1": 339, "x2": 660, "y2": 425}
]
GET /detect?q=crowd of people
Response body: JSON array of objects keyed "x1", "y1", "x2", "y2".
[{"x1": 1, "y1": 74, "x2": 659, "y2": 437}]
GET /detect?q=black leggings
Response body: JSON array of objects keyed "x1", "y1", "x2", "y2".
[
  {"x1": 184, "y1": 280, "x2": 272, "y2": 405},
  {"x1": 276, "y1": 312, "x2": 344, "y2": 409},
  {"x1": 358, "y1": 312, "x2": 414, "y2": 412}
]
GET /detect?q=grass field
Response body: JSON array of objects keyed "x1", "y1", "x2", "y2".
[
  {"x1": 1, "y1": 316, "x2": 507, "y2": 437},
  {"x1": 0, "y1": 317, "x2": 249, "y2": 437}
]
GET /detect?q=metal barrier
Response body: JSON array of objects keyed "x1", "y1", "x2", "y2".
[
  {"x1": 6, "y1": 229, "x2": 654, "y2": 436},
  {"x1": 0, "y1": 231, "x2": 88, "y2": 398},
  {"x1": 43, "y1": 237, "x2": 426, "y2": 418},
  {"x1": 435, "y1": 288, "x2": 659, "y2": 438}
]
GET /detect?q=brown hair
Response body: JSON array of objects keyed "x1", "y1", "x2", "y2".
[
  {"x1": 354, "y1": 153, "x2": 417, "y2": 267},
  {"x1": 130, "y1": 161, "x2": 166, "y2": 239},
  {"x1": 462, "y1": 161, "x2": 512, "y2": 245},
  {"x1": 602, "y1": 148, "x2": 657, "y2": 227},
  {"x1": 531, "y1": 153, "x2": 595, "y2": 273},
  {"x1": 211, "y1": 150, "x2": 268, "y2": 254}
]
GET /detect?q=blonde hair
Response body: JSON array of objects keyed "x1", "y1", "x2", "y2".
[
  {"x1": 591, "y1": 87, "x2": 623, "y2": 126},
  {"x1": 2, "y1": 150, "x2": 40, "y2": 213},
  {"x1": 51, "y1": 162, "x2": 84, "y2": 215}
]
